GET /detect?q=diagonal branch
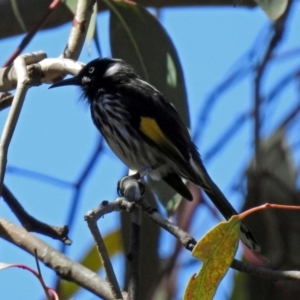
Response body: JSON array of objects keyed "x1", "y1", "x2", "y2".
[
  {"x1": 0, "y1": 218, "x2": 117, "y2": 299},
  {"x1": 2, "y1": 0, "x2": 62, "y2": 67},
  {"x1": 1, "y1": 184, "x2": 71, "y2": 244},
  {"x1": 85, "y1": 202, "x2": 124, "y2": 300}
]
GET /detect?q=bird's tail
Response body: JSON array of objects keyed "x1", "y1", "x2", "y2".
[{"x1": 193, "y1": 163, "x2": 260, "y2": 252}]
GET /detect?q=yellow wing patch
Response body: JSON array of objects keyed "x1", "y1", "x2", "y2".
[
  {"x1": 140, "y1": 117, "x2": 168, "y2": 144},
  {"x1": 139, "y1": 117, "x2": 184, "y2": 160}
]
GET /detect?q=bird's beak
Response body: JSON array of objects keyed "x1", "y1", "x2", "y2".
[{"x1": 49, "y1": 75, "x2": 81, "y2": 89}]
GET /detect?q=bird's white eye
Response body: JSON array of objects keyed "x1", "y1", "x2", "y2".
[{"x1": 89, "y1": 67, "x2": 95, "y2": 73}]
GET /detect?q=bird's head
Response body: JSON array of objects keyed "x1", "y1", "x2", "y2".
[{"x1": 50, "y1": 58, "x2": 137, "y2": 100}]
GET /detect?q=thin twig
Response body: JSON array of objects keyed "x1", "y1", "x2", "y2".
[
  {"x1": 86, "y1": 198, "x2": 136, "y2": 219},
  {"x1": 252, "y1": 6, "x2": 293, "y2": 219},
  {"x1": 146, "y1": 184, "x2": 202, "y2": 300},
  {"x1": 119, "y1": 175, "x2": 148, "y2": 300},
  {"x1": 84, "y1": 175, "x2": 147, "y2": 299},
  {"x1": 253, "y1": 3, "x2": 292, "y2": 167},
  {"x1": 231, "y1": 259, "x2": 300, "y2": 281},
  {"x1": 276, "y1": 101, "x2": 300, "y2": 131},
  {"x1": 62, "y1": 0, "x2": 96, "y2": 60},
  {"x1": 6, "y1": 165, "x2": 73, "y2": 188},
  {"x1": 0, "y1": 94, "x2": 14, "y2": 111},
  {"x1": 128, "y1": 204, "x2": 142, "y2": 300},
  {"x1": 202, "y1": 64, "x2": 300, "y2": 163},
  {"x1": 2, "y1": 0, "x2": 62, "y2": 67},
  {"x1": 85, "y1": 208, "x2": 124, "y2": 300},
  {"x1": 84, "y1": 175, "x2": 147, "y2": 300},
  {"x1": 1, "y1": 184, "x2": 71, "y2": 244},
  {"x1": 139, "y1": 197, "x2": 196, "y2": 251},
  {"x1": 193, "y1": 25, "x2": 266, "y2": 143},
  {"x1": 265, "y1": 66, "x2": 300, "y2": 105},
  {"x1": 193, "y1": 65, "x2": 252, "y2": 142},
  {"x1": 33, "y1": 249, "x2": 53, "y2": 300},
  {"x1": 59, "y1": 138, "x2": 103, "y2": 256},
  {"x1": 203, "y1": 111, "x2": 251, "y2": 162},
  {"x1": 0, "y1": 57, "x2": 84, "y2": 92},
  {"x1": 0, "y1": 52, "x2": 46, "y2": 193}
]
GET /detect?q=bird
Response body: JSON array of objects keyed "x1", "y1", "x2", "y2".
[{"x1": 50, "y1": 58, "x2": 260, "y2": 252}]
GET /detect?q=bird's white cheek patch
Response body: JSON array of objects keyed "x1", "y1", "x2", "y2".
[{"x1": 104, "y1": 63, "x2": 121, "y2": 77}]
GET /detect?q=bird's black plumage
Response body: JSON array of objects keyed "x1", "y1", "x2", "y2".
[{"x1": 50, "y1": 58, "x2": 260, "y2": 252}]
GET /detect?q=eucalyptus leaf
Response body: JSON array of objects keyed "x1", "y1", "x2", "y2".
[
  {"x1": 108, "y1": 1, "x2": 189, "y2": 126},
  {"x1": 63, "y1": 0, "x2": 78, "y2": 13},
  {"x1": 10, "y1": 0, "x2": 27, "y2": 32}
]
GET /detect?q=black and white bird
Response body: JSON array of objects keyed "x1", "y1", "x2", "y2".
[{"x1": 50, "y1": 58, "x2": 260, "y2": 252}]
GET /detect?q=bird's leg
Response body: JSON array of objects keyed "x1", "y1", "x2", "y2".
[
  {"x1": 117, "y1": 167, "x2": 153, "y2": 197},
  {"x1": 134, "y1": 166, "x2": 153, "y2": 179}
]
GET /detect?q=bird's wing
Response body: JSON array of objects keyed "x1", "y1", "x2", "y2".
[{"x1": 119, "y1": 80, "x2": 194, "y2": 167}]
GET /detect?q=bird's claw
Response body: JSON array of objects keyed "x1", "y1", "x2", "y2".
[{"x1": 117, "y1": 169, "x2": 151, "y2": 197}]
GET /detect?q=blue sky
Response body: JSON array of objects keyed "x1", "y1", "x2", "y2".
[{"x1": 0, "y1": 4, "x2": 299, "y2": 299}]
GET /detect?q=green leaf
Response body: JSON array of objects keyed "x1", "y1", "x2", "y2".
[
  {"x1": 86, "y1": 2, "x2": 99, "y2": 54},
  {"x1": 63, "y1": 0, "x2": 78, "y2": 13},
  {"x1": 59, "y1": 229, "x2": 123, "y2": 300},
  {"x1": 108, "y1": 0, "x2": 189, "y2": 126},
  {"x1": 10, "y1": 0, "x2": 27, "y2": 32},
  {"x1": 166, "y1": 53, "x2": 177, "y2": 87},
  {"x1": 184, "y1": 216, "x2": 240, "y2": 300}
]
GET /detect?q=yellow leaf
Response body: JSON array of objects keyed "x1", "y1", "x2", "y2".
[{"x1": 184, "y1": 216, "x2": 240, "y2": 300}]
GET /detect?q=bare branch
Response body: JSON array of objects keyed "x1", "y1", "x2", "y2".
[
  {"x1": 119, "y1": 176, "x2": 143, "y2": 300},
  {"x1": 85, "y1": 204, "x2": 124, "y2": 300},
  {"x1": 232, "y1": 259, "x2": 300, "y2": 281},
  {"x1": 2, "y1": 0, "x2": 62, "y2": 67},
  {"x1": 0, "y1": 94, "x2": 13, "y2": 111},
  {"x1": 139, "y1": 197, "x2": 197, "y2": 251},
  {"x1": 253, "y1": 2, "x2": 293, "y2": 166},
  {"x1": 59, "y1": 138, "x2": 103, "y2": 259},
  {"x1": 62, "y1": 0, "x2": 96, "y2": 60},
  {"x1": 0, "y1": 57, "x2": 84, "y2": 92},
  {"x1": 0, "y1": 218, "x2": 116, "y2": 299},
  {"x1": 0, "y1": 52, "x2": 46, "y2": 192},
  {"x1": 85, "y1": 174, "x2": 148, "y2": 300},
  {"x1": 1, "y1": 184, "x2": 71, "y2": 244},
  {"x1": 127, "y1": 208, "x2": 141, "y2": 300}
]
